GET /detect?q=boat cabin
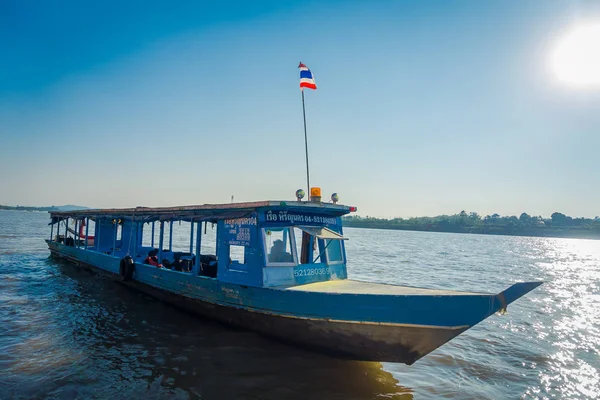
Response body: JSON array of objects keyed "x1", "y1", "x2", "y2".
[{"x1": 48, "y1": 198, "x2": 356, "y2": 288}]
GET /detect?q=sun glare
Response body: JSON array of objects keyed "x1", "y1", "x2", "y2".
[{"x1": 551, "y1": 23, "x2": 600, "y2": 87}]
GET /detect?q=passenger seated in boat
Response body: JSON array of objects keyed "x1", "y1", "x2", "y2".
[
  {"x1": 144, "y1": 249, "x2": 162, "y2": 268},
  {"x1": 180, "y1": 257, "x2": 193, "y2": 273},
  {"x1": 269, "y1": 240, "x2": 293, "y2": 262},
  {"x1": 162, "y1": 252, "x2": 192, "y2": 272},
  {"x1": 199, "y1": 255, "x2": 217, "y2": 277},
  {"x1": 161, "y1": 258, "x2": 178, "y2": 270}
]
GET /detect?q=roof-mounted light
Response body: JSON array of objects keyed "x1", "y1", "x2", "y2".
[
  {"x1": 349, "y1": 206, "x2": 357, "y2": 212},
  {"x1": 295, "y1": 189, "x2": 305, "y2": 201},
  {"x1": 331, "y1": 193, "x2": 339, "y2": 204},
  {"x1": 310, "y1": 187, "x2": 322, "y2": 203}
]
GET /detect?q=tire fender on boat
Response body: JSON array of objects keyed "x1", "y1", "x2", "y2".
[{"x1": 119, "y1": 256, "x2": 135, "y2": 281}]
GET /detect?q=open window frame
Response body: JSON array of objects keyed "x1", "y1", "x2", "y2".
[{"x1": 295, "y1": 226, "x2": 348, "y2": 266}]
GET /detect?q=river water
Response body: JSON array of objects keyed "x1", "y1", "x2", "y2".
[{"x1": 0, "y1": 210, "x2": 598, "y2": 399}]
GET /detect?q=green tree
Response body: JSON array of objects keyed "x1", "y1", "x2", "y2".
[
  {"x1": 551, "y1": 212, "x2": 568, "y2": 226},
  {"x1": 519, "y1": 213, "x2": 531, "y2": 224}
]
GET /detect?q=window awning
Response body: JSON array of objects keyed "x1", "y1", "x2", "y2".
[{"x1": 296, "y1": 226, "x2": 348, "y2": 240}]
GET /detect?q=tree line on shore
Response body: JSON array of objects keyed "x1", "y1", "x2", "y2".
[
  {"x1": 343, "y1": 211, "x2": 600, "y2": 240},
  {"x1": 0, "y1": 205, "x2": 87, "y2": 212}
]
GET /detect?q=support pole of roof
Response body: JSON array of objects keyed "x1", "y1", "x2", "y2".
[
  {"x1": 112, "y1": 221, "x2": 117, "y2": 256},
  {"x1": 189, "y1": 221, "x2": 194, "y2": 254},
  {"x1": 50, "y1": 220, "x2": 54, "y2": 241},
  {"x1": 85, "y1": 217, "x2": 89, "y2": 250},
  {"x1": 138, "y1": 221, "x2": 143, "y2": 248},
  {"x1": 74, "y1": 219, "x2": 79, "y2": 248},
  {"x1": 169, "y1": 221, "x2": 173, "y2": 252},
  {"x1": 193, "y1": 221, "x2": 202, "y2": 275},
  {"x1": 94, "y1": 219, "x2": 100, "y2": 250},
  {"x1": 151, "y1": 221, "x2": 155, "y2": 247},
  {"x1": 65, "y1": 218, "x2": 68, "y2": 243},
  {"x1": 158, "y1": 221, "x2": 164, "y2": 263},
  {"x1": 133, "y1": 221, "x2": 138, "y2": 260}
]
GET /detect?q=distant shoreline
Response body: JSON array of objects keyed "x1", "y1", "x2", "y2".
[
  {"x1": 0, "y1": 205, "x2": 88, "y2": 212},
  {"x1": 343, "y1": 222, "x2": 600, "y2": 240},
  {"x1": 1, "y1": 207, "x2": 54, "y2": 212},
  {"x1": 343, "y1": 212, "x2": 600, "y2": 241}
]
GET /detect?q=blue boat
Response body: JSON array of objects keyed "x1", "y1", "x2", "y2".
[{"x1": 46, "y1": 190, "x2": 542, "y2": 365}]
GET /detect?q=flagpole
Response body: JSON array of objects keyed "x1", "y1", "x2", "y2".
[{"x1": 301, "y1": 88, "x2": 311, "y2": 197}]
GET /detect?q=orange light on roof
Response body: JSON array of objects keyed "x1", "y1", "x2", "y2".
[{"x1": 310, "y1": 187, "x2": 322, "y2": 203}]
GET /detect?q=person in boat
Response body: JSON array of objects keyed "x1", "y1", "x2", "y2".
[
  {"x1": 161, "y1": 252, "x2": 193, "y2": 272},
  {"x1": 269, "y1": 239, "x2": 293, "y2": 262},
  {"x1": 144, "y1": 249, "x2": 162, "y2": 268},
  {"x1": 199, "y1": 254, "x2": 218, "y2": 277}
]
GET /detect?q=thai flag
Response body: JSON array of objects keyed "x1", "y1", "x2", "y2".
[{"x1": 299, "y1": 62, "x2": 317, "y2": 90}]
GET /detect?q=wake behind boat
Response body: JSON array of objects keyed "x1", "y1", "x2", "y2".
[{"x1": 46, "y1": 188, "x2": 542, "y2": 365}]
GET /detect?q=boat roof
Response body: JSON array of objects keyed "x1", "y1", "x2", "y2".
[{"x1": 49, "y1": 200, "x2": 353, "y2": 221}]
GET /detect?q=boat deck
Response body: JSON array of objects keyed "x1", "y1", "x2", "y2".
[{"x1": 285, "y1": 279, "x2": 487, "y2": 296}]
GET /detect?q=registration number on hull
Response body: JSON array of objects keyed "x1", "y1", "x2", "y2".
[{"x1": 293, "y1": 267, "x2": 330, "y2": 278}]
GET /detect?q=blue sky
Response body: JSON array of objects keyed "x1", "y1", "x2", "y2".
[{"x1": 1, "y1": 0, "x2": 599, "y2": 218}]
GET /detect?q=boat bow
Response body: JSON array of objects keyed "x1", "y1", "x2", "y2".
[{"x1": 494, "y1": 281, "x2": 543, "y2": 314}]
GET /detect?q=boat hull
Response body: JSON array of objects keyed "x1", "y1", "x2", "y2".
[
  {"x1": 123, "y1": 280, "x2": 470, "y2": 364},
  {"x1": 47, "y1": 241, "x2": 541, "y2": 364},
  {"x1": 48, "y1": 243, "x2": 467, "y2": 364}
]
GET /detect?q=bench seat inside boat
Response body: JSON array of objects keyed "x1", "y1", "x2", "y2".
[{"x1": 283, "y1": 279, "x2": 486, "y2": 296}]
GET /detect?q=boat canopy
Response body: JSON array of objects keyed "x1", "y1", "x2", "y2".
[
  {"x1": 47, "y1": 199, "x2": 354, "y2": 288},
  {"x1": 48, "y1": 201, "x2": 353, "y2": 222}
]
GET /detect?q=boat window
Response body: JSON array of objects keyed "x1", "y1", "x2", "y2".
[
  {"x1": 198, "y1": 222, "x2": 218, "y2": 278},
  {"x1": 325, "y1": 239, "x2": 344, "y2": 264},
  {"x1": 141, "y1": 222, "x2": 150, "y2": 246},
  {"x1": 229, "y1": 245, "x2": 245, "y2": 264},
  {"x1": 263, "y1": 227, "x2": 297, "y2": 266},
  {"x1": 141, "y1": 221, "x2": 160, "y2": 248},
  {"x1": 292, "y1": 226, "x2": 346, "y2": 265},
  {"x1": 201, "y1": 222, "x2": 217, "y2": 257},
  {"x1": 116, "y1": 224, "x2": 122, "y2": 241},
  {"x1": 293, "y1": 228, "x2": 313, "y2": 265},
  {"x1": 172, "y1": 221, "x2": 193, "y2": 252},
  {"x1": 76, "y1": 218, "x2": 96, "y2": 248}
]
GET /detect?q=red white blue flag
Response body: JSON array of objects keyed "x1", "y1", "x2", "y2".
[{"x1": 299, "y1": 62, "x2": 317, "y2": 90}]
